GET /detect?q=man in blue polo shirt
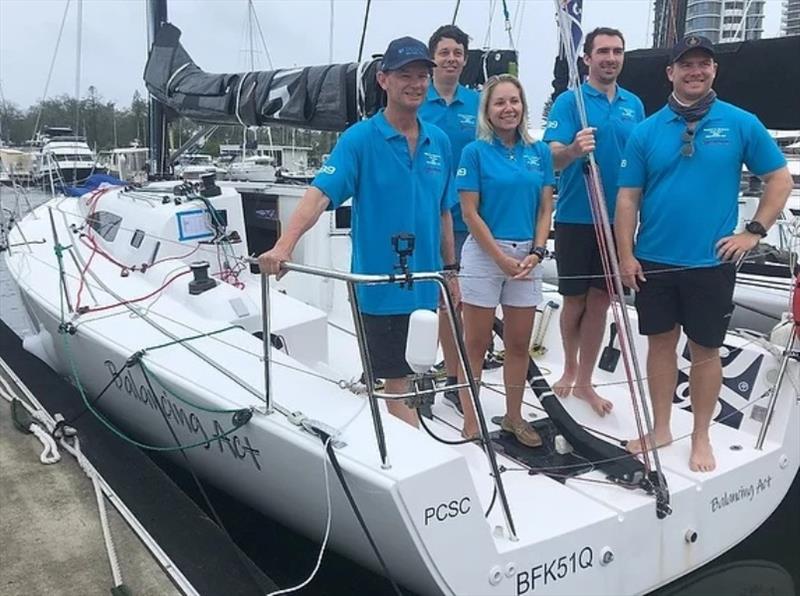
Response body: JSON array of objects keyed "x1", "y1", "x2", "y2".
[
  {"x1": 419, "y1": 24, "x2": 480, "y2": 415},
  {"x1": 258, "y1": 36, "x2": 458, "y2": 428},
  {"x1": 616, "y1": 35, "x2": 792, "y2": 472},
  {"x1": 544, "y1": 27, "x2": 644, "y2": 417}
]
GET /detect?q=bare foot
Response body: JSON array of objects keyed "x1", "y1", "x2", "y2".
[
  {"x1": 689, "y1": 434, "x2": 716, "y2": 472},
  {"x1": 625, "y1": 429, "x2": 673, "y2": 454},
  {"x1": 573, "y1": 385, "x2": 614, "y2": 417},
  {"x1": 461, "y1": 426, "x2": 480, "y2": 441},
  {"x1": 553, "y1": 370, "x2": 576, "y2": 398}
]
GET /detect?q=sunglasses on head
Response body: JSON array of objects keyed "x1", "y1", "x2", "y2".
[{"x1": 680, "y1": 126, "x2": 695, "y2": 158}]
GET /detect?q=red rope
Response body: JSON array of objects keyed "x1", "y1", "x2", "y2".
[
  {"x1": 81, "y1": 270, "x2": 192, "y2": 314},
  {"x1": 583, "y1": 163, "x2": 652, "y2": 472}
]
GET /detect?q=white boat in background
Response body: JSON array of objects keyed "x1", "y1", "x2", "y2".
[
  {"x1": 34, "y1": 126, "x2": 105, "y2": 186},
  {"x1": 0, "y1": 148, "x2": 36, "y2": 186},
  {"x1": 173, "y1": 153, "x2": 226, "y2": 181},
  {"x1": 4, "y1": 176, "x2": 798, "y2": 596},
  {"x1": 98, "y1": 146, "x2": 149, "y2": 183},
  {"x1": 227, "y1": 154, "x2": 276, "y2": 183}
]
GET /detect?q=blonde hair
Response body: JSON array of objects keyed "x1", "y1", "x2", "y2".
[{"x1": 476, "y1": 74, "x2": 533, "y2": 144}]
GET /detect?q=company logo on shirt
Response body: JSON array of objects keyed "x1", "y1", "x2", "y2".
[
  {"x1": 319, "y1": 165, "x2": 336, "y2": 175},
  {"x1": 523, "y1": 155, "x2": 541, "y2": 169},
  {"x1": 545, "y1": 119, "x2": 558, "y2": 129},
  {"x1": 458, "y1": 114, "x2": 476, "y2": 126},
  {"x1": 703, "y1": 127, "x2": 731, "y2": 144},
  {"x1": 457, "y1": 167, "x2": 467, "y2": 177},
  {"x1": 619, "y1": 107, "x2": 636, "y2": 120},
  {"x1": 423, "y1": 151, "x2": 442, "y2": 169}
]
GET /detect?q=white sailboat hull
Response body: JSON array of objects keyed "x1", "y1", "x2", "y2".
[{"x1": 5, "y1": 186, "x2": 799, "y2": 595}]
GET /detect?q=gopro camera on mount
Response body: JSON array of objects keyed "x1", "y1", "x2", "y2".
[
  {"x1": 392, "y1": 233, "x2": 415, "y2": 258},
  {"x1": 392, "y1": 233, "x2": 416, "y2": 288}
]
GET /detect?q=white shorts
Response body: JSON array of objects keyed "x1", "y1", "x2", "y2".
[{"x1": 460, "y1": 236, "x2": 543, "y2": 308}]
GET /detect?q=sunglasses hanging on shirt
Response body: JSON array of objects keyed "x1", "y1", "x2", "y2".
[{"x1": 680, "y1": 123, "x2": 697, "y2": 158}]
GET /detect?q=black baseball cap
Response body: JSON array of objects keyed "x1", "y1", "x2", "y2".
[
  {"x1": 670, "y1": 35, "x2": 715, "y2": 63},
  {"x1": 380, "y1": 36, "x2": 436, "y2": 72}
]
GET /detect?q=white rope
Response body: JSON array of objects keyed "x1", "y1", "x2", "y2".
[
  {"x1": 93, "y1": 463, "x2": 124, "y2": 587},
  {"x1": 0, "y1": 372, "x2": 122, "y2": 585},
  {"x1": 266, "y1": 435, "x2": 334, "y2": 596},
  {"x1": 29, "y1": 424, "x2": 61, "y2": 464},
  {"x1": 0, "y1": 376, "x2": 61, "y2": 463}
]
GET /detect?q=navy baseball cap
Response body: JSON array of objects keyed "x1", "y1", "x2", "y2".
[
  {"x1": 380, "y1": 36, "x2": 436, "y2": 72},
  {"x1": 670, "y1": 35, "x2": 715, "y2": 63}
]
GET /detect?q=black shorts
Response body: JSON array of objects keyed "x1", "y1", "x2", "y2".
[
  {"x1": 634, "y1": 260, "x2": 735, "y2": 348},
  {"x1": 361, "y1": 313, "x2": 413, "y2": 379},
  {"x1": 554, "y1": 223, "x2": 615, "y2": 296}
]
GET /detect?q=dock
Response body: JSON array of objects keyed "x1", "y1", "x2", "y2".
[{"x1": 0, "y1": 320, "x2": 278, "y2": 595}]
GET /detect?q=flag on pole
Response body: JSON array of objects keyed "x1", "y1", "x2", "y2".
[{"x1": 557, "y1": 0, "x2": 584, "y2": 56}]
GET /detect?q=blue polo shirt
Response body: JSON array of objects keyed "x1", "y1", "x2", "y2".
[
  {"x1": 312, "y1": 110, "x2": 456, "y2": 315},
  {"x1": 419, "y1": 84, "x2": 479, "y2": 233},
  {"x1": 618, "y1": 100, "x2": 786, "y2": 267},
  {"x1": 456, "y1": 137, "x2": 555, "y2": 241},
  {"x1": 543, "y1": 83, "x2": 644, "y2": 224}
]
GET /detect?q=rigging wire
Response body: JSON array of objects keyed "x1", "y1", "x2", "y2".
[
  {"x1": 500, "y1": 0, "x2": 515, "y2": 50},
  {"x1": 451, "y1": 0, "x2": 461, "y2": 25},
  {"x1": 32, "y1": 0, "x2": 72, "y2": 139},
  {"x1": 74, "y1": 0, "x2": 82, "y2": 137},
  {"x1": 553, "y1": 0, "x2": 669, "y2": 513},
  {"x1": 249, "y1": 0, "x2": 275, "y2": 70},
  {"x1": 513, "y1": 0, "x2": 526, "y2": 48},
  {"x1": 483, "y1": 0, "x2": 498, "y2": 48},
  {"x1": 356, "y1": 0, "x2": 372, "y2": 62},
  {"x1": 328, "y1": 0, "x2": 335, "y2": 63}
]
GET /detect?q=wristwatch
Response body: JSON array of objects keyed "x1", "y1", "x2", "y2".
[
  {"x1": 745, "y1": 220, "x2": 767, "y2": 238},
  {"x1": 529, "y1": 246, "x2": 547, "y2": 260}
]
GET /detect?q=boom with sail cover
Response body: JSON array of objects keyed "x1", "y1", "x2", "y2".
[{"x1": 144, "y1": 23, "x2": 518, "y2": 133}]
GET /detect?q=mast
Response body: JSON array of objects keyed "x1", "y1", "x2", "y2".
[{"x1": 147, "y1": 0, "x2": 168, "y2": 178}]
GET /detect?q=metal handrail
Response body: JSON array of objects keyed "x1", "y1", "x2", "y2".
[
  {"x1": 251, "y1": 259, "x2": 519, "y2": 541},
  {"x1": 755, "y1": 327, "x2": 797, "y2": 449}
]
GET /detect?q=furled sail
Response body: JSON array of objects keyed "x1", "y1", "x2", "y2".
[{"x1": 144, "y1": 23, "x2": 518, "y2": 133}]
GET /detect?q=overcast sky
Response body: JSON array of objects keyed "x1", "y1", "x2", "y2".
[{"x1": 0, "y1": 0, "x2": 784, "y2": 122}]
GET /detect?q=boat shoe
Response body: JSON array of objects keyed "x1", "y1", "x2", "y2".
[{"x1": 500, "y1": 416, "x2": 542, "y2": 448}]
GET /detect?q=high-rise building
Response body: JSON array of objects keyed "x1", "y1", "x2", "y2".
[
  {"x1": 685, "y1": 0, "x2": 766, "y2": 43},
  {"x1": 782, "y1": 0, "x2": 800, "y2": 36},
  {"x1": 653, "y1": 0, "x2": 688, "y2": 47}
]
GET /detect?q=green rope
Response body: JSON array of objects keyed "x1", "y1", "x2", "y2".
[
  {"x1": 60, "y1": 331, "x2": 248, "y2": 452},
  {"x1": 53, "y1": 245, "x2": 250, "y2": 453},
  {"x1": 53, "y1": 243, "x2": 72, "y2": 257},
  {"x1": 11, "y1": 399, "x2": 34, "y2": 434},
  {"x1": 139, "y1": 360, "x2": 241, "y2": 414},
  {"x1": 143, "y1": 325, "x2": 242, "y2": 352}
]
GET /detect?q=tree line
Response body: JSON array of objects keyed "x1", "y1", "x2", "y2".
[{"x1": 0, "y1": 87, "x2": 337, "y2": 164}]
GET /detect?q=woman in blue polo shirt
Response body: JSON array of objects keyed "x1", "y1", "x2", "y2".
[{"x1": 455, "y1": 74, "x2": 555, "y2": 447}]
